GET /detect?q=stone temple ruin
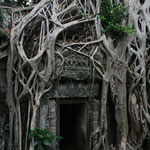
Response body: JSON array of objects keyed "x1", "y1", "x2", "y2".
[
  {"x1": 0, "y1": 3, "x2": 117, "y2": 149},
  {"x1": 0, "y1": 50, "x2": 116, "y2": 150},
  {"x1": 37, "y1": 51, "x2": 116, "y2": 150},
  {"x1": 0, "y1": 52, "x2": 89, "y2": 149},
  {"x1": 2, "y1": 0, "x2": 150, "y2": 150},
  {"x1": 0, "y1": 51, "x2": 116, "y2": 150},
  {"x1": 39, "y1": 51, "x2": 101, "y2": 150}
]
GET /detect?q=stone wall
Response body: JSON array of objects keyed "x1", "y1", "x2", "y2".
[{"x1": 0, "y1": 57, "x2": 8, "y2": 149}]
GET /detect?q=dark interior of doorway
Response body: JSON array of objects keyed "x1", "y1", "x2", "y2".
[{"x1": 60, "y1": 103, "x2": 86, "y2": 150}]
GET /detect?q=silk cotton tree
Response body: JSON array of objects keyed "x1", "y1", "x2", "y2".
[{"x1": 3, "y1": 0, "x2": 150, "y2": 149}]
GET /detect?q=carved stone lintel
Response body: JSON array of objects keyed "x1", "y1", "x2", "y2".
[{"x1": 60, "y1": 52, "x2": 91, "y2": 80}]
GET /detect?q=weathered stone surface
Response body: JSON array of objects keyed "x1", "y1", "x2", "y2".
[
  {"x1": 0, "y1": 58, "x2": 8, "y2": 148},
  {"x1": 0, "y1": 62, "x2": 6, "y2": 96},
  {"x1": 61, "y1": 52, "x2": 91, "y2": 80},
  {"x1": 89, "y1": 99, "x2": 100, "y2": 149},
  {"x1": 39, "y1": 100, "x2": 57, "y2": 150},
  {"x1": 45, "y1": 81, "x2": 100, "y2": 98}
]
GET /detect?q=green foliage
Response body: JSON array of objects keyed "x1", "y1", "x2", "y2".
[
  {"x1": 28, "y1": 128, "x2": 62, "y2": 150},
  {"x1": 0, "y1": 29, "x2": 8, "y2": 40},
  {"x1": 99, "y1": 0, "x2": 136, "y2": 38}
]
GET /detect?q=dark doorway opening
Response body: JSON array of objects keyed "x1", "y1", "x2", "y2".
[{"x1": 59, "y1": 103, "x2": 86, "y2": 150}]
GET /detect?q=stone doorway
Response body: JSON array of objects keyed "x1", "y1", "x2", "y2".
[
  {"x1": 58, "y1": 100, "x2": 87, "y2": 150},
  {"x1": 39, "y1": 98, "x2": 100, "y2": 150}
]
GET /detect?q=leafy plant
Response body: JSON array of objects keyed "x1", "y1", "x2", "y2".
[
  {"x1": 28, "y1": 128, "x2": 62, "y2": 150},
  {"x1": 99, "y1": 0, "x2": 136, "y2": 38},
  {"x1": 0, "y1": 29, "x2": 8, "y2": 40}
]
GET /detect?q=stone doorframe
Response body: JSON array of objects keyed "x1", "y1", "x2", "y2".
[{"x1": 39, "y1": 98, "x2": 100, "y2": 150}]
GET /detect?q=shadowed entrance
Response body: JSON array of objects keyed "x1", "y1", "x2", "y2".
[{"x1": 59, "y1": 103, "x2": 86, "y2": 150}]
